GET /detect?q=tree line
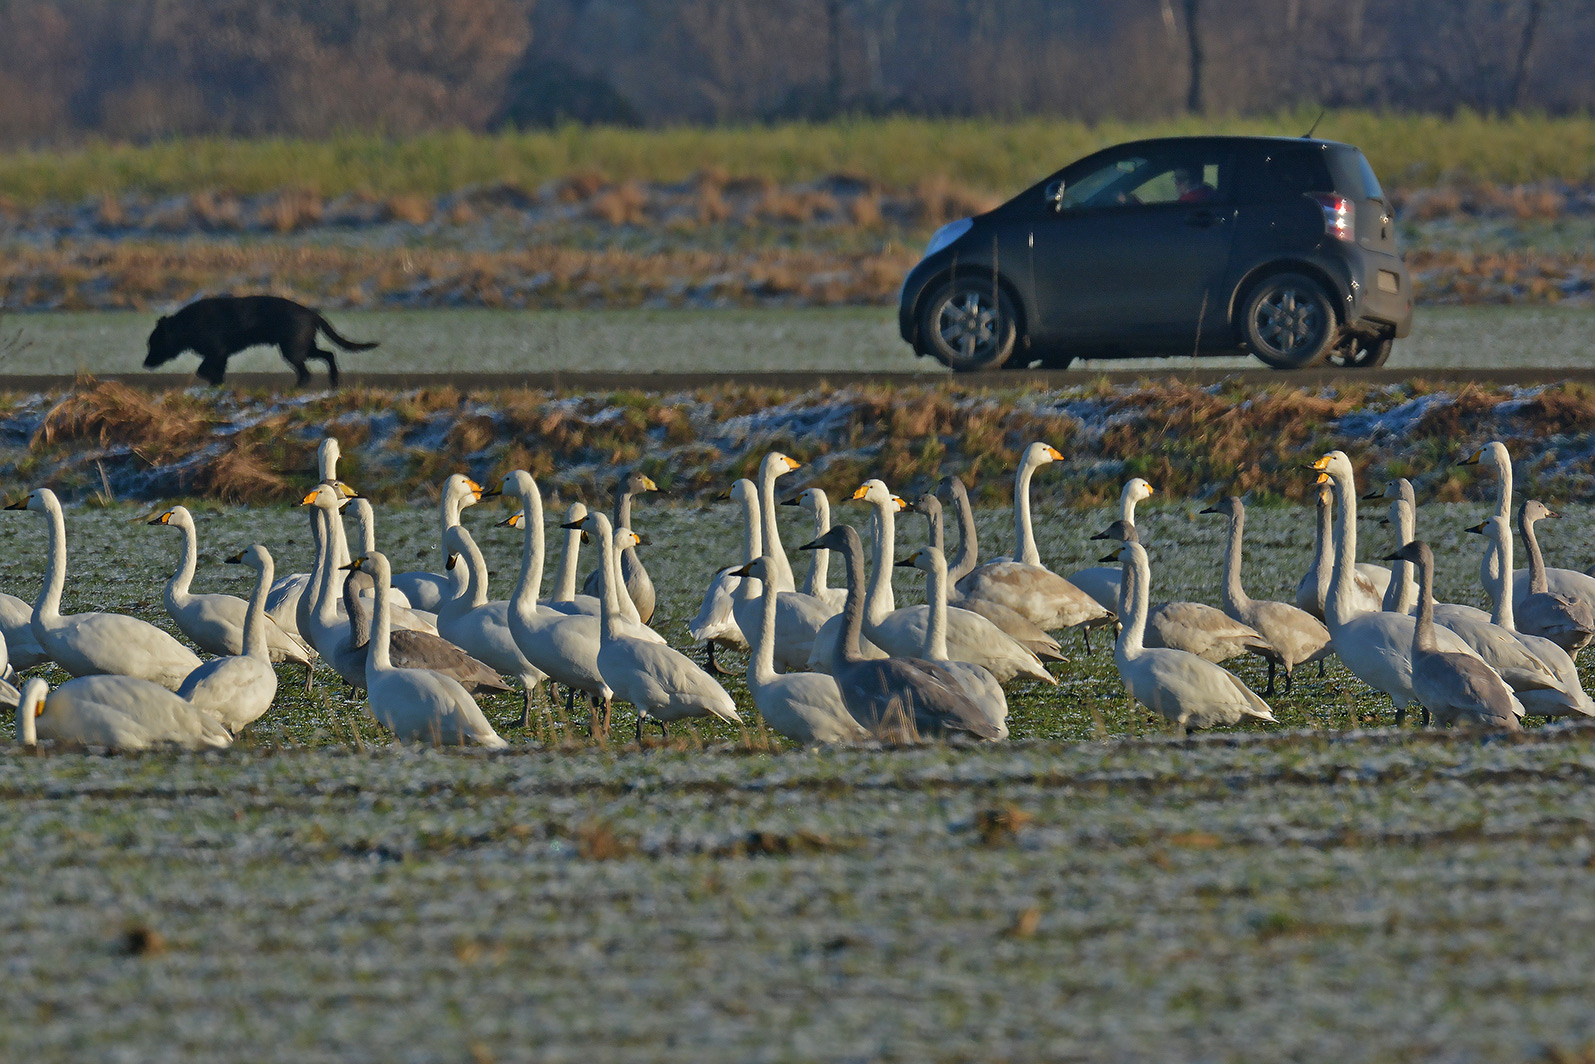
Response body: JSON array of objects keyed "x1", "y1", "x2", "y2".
[{"x1": 0, "y1": 0, "x2": 1587, "y2": 145}]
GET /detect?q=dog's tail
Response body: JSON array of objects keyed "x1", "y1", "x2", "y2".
[{"x1": 314, "y1": 313, "x2": 379, "y2": 351}]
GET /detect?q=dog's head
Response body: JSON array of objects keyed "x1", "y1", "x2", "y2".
[{"x1": 144, "y1": 315, "x2": 177, "y2": 367}]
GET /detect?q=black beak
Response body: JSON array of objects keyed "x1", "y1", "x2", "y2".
[
  {"x1": 339, "y1": 559, "x2": 361, "y2": 571},
  {"x1": 727, "y1": 563, "x2": 753, "y2": 578},
  {"x1": 479, "y1": 487, "x2": 503, "y2": 499},
  {"x1": 1198, "y1": 505, "x2": 1218, "y2": 515},
  {"x1": 560, "y1": 520, "x2": 583, "y2": 530},
  {"x1": 893, "y1": 557, "x2": 915, "y2": 567},
  {"x1": 780, "y1": 496, "x2": 801, "y2": 507},
  {"x1": 225, "y1": 551, "x2": 244, "y2": 564},
  {"x1": 445, "y1": 554, "x2": 458, "y2": 570},
  {"x1": 1457, "y1": 455, "x2": 1479, "y2": 466},
  {"x1": 797, "y1": 538, "x2": 821, "y2": 551},
  {"x1": 1362, "y1": 490, "x2": 1384, "y2": 500},
  {"x1": 1098, "y1": 551, "x2": 1121, "y2": 563},
  {"x1": 1464, "y1": 522, "x2": 1486, "y2": 534},
  {"x1": 2, "y1": 499, "x2": 25, "y2": 510},
  {"x1": 1381, "y1": 550, "x2": 1403, "y2": 562},
  {"x1": 1088, "y1": 528, "x2": 1114, "y2": 541}
]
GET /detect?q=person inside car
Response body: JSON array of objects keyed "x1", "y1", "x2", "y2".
[{"x1": 1174, "y1": 167, "x2": 1216, "y2": 203}]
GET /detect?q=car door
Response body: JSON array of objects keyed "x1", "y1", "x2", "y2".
[{"x1": 1028, "y1": 150, "x2": 1237, "y2": 348}]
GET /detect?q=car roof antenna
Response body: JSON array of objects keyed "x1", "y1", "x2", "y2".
[{"x1": 1301, "y1": 109, "x2": 1326, "y2": 139}]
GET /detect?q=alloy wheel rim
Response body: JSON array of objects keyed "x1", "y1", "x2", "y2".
[
  {"x1": 937, "y1": 290, "x2": 1000, "y2": 362},
  {"x1": 1254, "y1": 286, "x2": 1325, "y2": 357}
]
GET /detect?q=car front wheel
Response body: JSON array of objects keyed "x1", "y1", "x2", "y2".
[
  {"x1": 1242, "y1": 273, "x2": 1338, "y2": 369},
  {"x1": 918, "y1": 278, "x2": 1018, "y2": 372}
]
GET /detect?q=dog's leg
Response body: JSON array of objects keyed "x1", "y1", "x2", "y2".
[
  {"x1": 196, "y1": 353, "x2": 228, "y2": 385},
  {"x1": 313, "y1": 345, "x2": 341, "y2": 387}
]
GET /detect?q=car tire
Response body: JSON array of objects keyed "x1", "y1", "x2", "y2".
[
  {"x1": 1242, "y1": 273, "x2": 1338, "y2": 369},
  {"x1": 1325, "y1": 334, "x2": 1393, "y2": 369},
  {"x1": 918, "y1": 278, "x2": 1018, "y2": 372}
]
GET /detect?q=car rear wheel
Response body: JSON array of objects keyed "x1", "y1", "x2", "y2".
[
  {"x1": 1324, "y1": 334, "x2": 1393, "y2": 369},
  {"x1": 918, "y1": 278, "x2": 1017, "y2": 372},
  {"x1": 1243, "y1": 273, "x2": 1337, "y2": 369}
]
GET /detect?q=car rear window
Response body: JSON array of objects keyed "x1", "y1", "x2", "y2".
[
  {"x1": 1260, "y1": 149, "x2": 1333, "y2": 196},
  {"x1": 1326, "y1": 148, "x2": 1386, "y2": 201}
]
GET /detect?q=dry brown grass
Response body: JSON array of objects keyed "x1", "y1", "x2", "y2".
[{"x1": 385, "y1": 194, "x2": 434, "y2": 226}]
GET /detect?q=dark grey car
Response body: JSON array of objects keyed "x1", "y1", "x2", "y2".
[{"x1": 898, "y1": 135, "x2": 1412, "y2": 371}]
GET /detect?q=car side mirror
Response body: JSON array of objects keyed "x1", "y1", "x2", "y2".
[{"x1": 1044, "y1": 179, "x2": 1066, "y2": 213}]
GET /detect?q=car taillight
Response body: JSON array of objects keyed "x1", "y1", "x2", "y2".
[{"x1": 1307, "y1": 193, "x2": 1355, "y2": 241}]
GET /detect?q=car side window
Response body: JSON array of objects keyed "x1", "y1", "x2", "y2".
[
  {"x1": 1054, "y1": 156, "x2": 1147, "y2": 210},
  {"x1": 1126, "y1": 162, "x2": 1222, "y2": 205},
  {"x1": 1055, "y1": 156, "x2": 1226, "y2": 211}
]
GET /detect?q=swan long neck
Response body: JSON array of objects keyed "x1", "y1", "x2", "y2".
[
  {"x1": 1487, "y1": 517, "x2": 1515, "y2": 629},
  {"x1": 313, "y1": 507, "x2": 342, "y2": 628},
  {"x1": 739, "y1": 489, "x2": 762, "y2": 564},
  {"x1": 511, "y1": 480, "x2": 545, "y2": 617},
  {"x1": 593, "y1": 517, "x2": 623, "y2": 642},
  {"x1": 168, "y1": 517, "x2": 197, "y2": 603},
  {"x1": 1014, "y1": 457, "x2": 1041, "y2": 566},
  {"x1": 611, "y1": 530, "x2": 643, "y2": 624},
  {"x1": 924, "y1": 549, "x2": 951, "y2": 661},
  {"x1": 16, "y1": 680, "x2": 42, "y2": 747},
  {"x1": 1384, "y1": 498, "x2": 1418, "y2": 614},
  {"x1": 1312, "y1": 491, "x2": 1333, "y2": 611},
  {"x1": 1521, "y1": 509, "x2": 1550, "y2": 595},
  {"x1": 1119, "y1": 544, "x2": 1148, "y2": 654},
  {"x1": 1484, "y1": 448, "x2": 1514, "y2": 586},
  {"x1": 369, "y1": 559, "x2": 393, "y2": 671},
  {"x1": 1326, "y1": 472, "x2": 1361, "y2": 629},
  {"x1": 1219, "y1": 507, "x2": 1250, "y2": 614},
  {"x1": 750, "y1": 561, "x2": 778, "y2": 686},
  {"x1": 759, "y1": 464, "x2": 796, "y2": 593},
  {"x1": 459, "y1": 527, "x2": 491, "y2": 609},
  {"x1": 1120, "y1": 485, "x2": 1141, "y2": 525},
  {"x1": 801, "y1": 493, "x2": 832, "y2": 598},
  {"x1": 947, "y1": 483, "x2": 978, "y2": 582},
  {"x1": 344, "y1": 571, "x2": 370, "y2": 649},
  {"x1": 835, "y1": 533, "x2": 869, "y2": 666},
  {"x1": 1413, "y1": 548, "x2": 1439, "y2": 654},
  {"x1": 356, "y1": 501, "x2": 376, "y2": 557},
  {"x1": 552, "y1": 508, "x2": 584, "y2": 602},
  {"x1": 242, "y1": 553, "x2": 272, "y2": 660},
  {"x1": 35, "y1": 496, "x2": 67, "y2": 623},
  {"x1": 614, "y1": 485, "x2": 632, "y2": 531},
  {"x1": 865, "y1": 500, "x2": 896, "y2": 624}
]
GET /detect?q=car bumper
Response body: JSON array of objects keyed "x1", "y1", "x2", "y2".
[
  {"x1": 1347, "y1": 250, "x2": 1413, "y2": 338},
  {"x1": 897, "y1": 255, "x2": 945, "y2": 349}
]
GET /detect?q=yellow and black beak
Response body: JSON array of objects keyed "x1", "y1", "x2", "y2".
[
  {"x1": 147, "y1": 510, "x2": 173, "y2": 526},
  {"x1": 1045, "y1": 445, "x2": 1064, "y2": 461},
  {"x1": 1315, "y1": 472, "x2": 1331, "y2": 486},
  {"x1": 640, "y1": 476, "x2": 658, "y2": 491},
  {"x1": 299, "y1": 489, "x2": 320, "y2": 506},
  {"x1": 850, "y1": 485, "x2": 869, "y2": 501},
  {"x1": 339, "y1": 556, "x2": 367, "y2": 572},
  {"x1": 225, "y1": 549, "x2": 246, "y2": 563},
  {"x1": 496, "y1": 512, "x2": 524, "y2": 528},
  {"x1": 1457, "y1": 449, "x2": 1482, "y2": 467},
  {"x1": 1464, "y1": 521, "x2": 1487, "y2": 535},
  {"x1": 2, "y1": 497, "x2": 27, "y2": 510},
  {"x1": 1309, "y1": 455, "x2": 1332, "y2": 472}
]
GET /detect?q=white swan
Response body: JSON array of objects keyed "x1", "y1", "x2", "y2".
[
  {"x1": 17, "y1": 675, "x2": 230, "y2": 751},
  {"x1": 343, "y1": 499, "x2": 415, "y2": 608},
  {"x1": 177, "y1": 545, "x2": 279, "y2": 734},
  {"x1": 0, "y1": 592, "x2": 46, "y2": 671},
  {"x1": 438, "y1": 523, "x2": 548, "y2": 726},
  {"x1": 5, "y1": 488, "x2": 200, "y2": 690},
  {"x1": 263, "y1": 437, "x2": 357, "y2": 636},
  {"x1": 149, "y1": 506, "x2": 316, "y2": 667},
  {"x1": 755, "y1": 452, "x2": 806, "y2": 594},
  {"x1": 584, "y1": 511, "x2": 741, "y2": 741},
  {"x1": 1384, "y1": 542, "x2": 1522, "y2": 730},
  {"x1": 688, "y1": 484, "x2": 758, "y2": 671},
  {"x1": 1462, "y1": 440, "x2": 1595, "y2": 615},
  {"x1": 1067, "y1": 477, "x2": 1154, "y2": 614},
  {"x1": 299, "y1": 485, "x2": 438, "y2": 647},
  {"x1": 819, "y1": 480, "x2": 1054, "y2": 685},
  {"x1": 723, "y1": 480, "x2": 833, "y2": 674},
  {"x1": 897, "y1": 546, "x2": 1010, "y2": 738},
  {"x1": 1311, "y1": 452, "x2": 1486, "y2": 726},
  {"x1": 953, "y1": 443, "x2": 1113, "y2": 645},
  {"x1": 1296, "y1": 481, "x2": 1389, "y2": 619},
  {"x1": 782, "y1": 487, "x2": 848, "y2": 611},
  {"x1": 800, "y1": 525, "x2": 998, "y2": 741},
  {"x1": 1200, "y1": 496, "x2": 1331, "y2": 694},
  {"x1": 1107, "y1": 540, "x2": 1276, "y2": 737},
  {"x1": 344, "y1": 552, "x2": 506, "y2": 748},
  {"x1": 581, "y1": 472, "x2": 658, "y2": 624},
  {"x1": 729, "y1": 556, "x2": 866, "y2": 746},
  {"x1": 390, "y1": 473, "x2": 483, "y2": 612},
  {"x1": 1466, "y1": 513, "x2": 1595, "y2": 717}
]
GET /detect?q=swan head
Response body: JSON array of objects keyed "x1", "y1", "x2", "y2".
[
  {"x1": 16, "y1": 677, "x2": 47, "y2": 748},
  {"x1": 1382, "y1": 540, "x2": 1431, "y2": 571},
  {"x1": 1458, "y1": 441, "x2": 1511, "y2": 474},
  {"x1": 442, "y1": 474, "x2": 485, "y2": 513},
  {"x1": 851, "y1": 480, "x2": 905, "y2": 510},
  {"x1": 4, "y1": 488, "x2": 59, "y2": 514},
  {"x1": 934, "y1": 476, "x2": 969, "y2": 505},
  {"x1": 317, "y1": 437, "x2": 341, "y2": 478},
  {"x1": 565, "y1": 501, "x2": 588, "y2": 524},
  {"x1": 301, "y1": 483, "x2": 346, "y2": 511},
  {"x1": 1090, "y1": 519, "x2": 1139, "y2": 544},
  {"x1": 1098, "y1": 540, "x2": 1147, "y2": 568},
  {"x1": 342, "y1": 551, "x2": 390, "y2": 583},
  {"x1": 909, "y1": 492, "x2": 941, "y2": 519},
  {"x1": 798, "y1": 524, "x2": 859, "y2": 557},
  {"x1": 895, "y1": 546, "x2": 946, "y2": 575},
  {"x1": 621, "y1": 471, "x2": 658, "y2": 498},
  {"x1": 1123, "y1": 478, "x2": 1154, "y2": 505},
  {"x1": 491, "y1": 470, "x2": 536, "y2": 502},
  {"x1": 1024, "y1": 441, "x2": 1065, "y2": 468},
  {"x1": 729, "y1": 556, "x2": 770, "y2": 581},
  {"x1": 1465, "y1": 517, "x2": 1510, "y2": 546},
  {"x1": 225, "y1": 544, "x2": 272, "y2": 572},
  {"x1": 146, "y1": 505, "x2": 194, "y2": 530},
  {"x1": 762, "y1": 453, "x2": 802, "y2": 479},
  {"x1": 575, "y1": 510, "x2": 614, "y2": 541},
  {"x1": 1310, "y1": 450, "x2": 1356, "y2": 489},
  {"x1": 1520, "y1": 499, "x2": 1560, "y2": 525},
  {"x1": 1198, "y1": 496, "x2": 1241, "y2": 519}
]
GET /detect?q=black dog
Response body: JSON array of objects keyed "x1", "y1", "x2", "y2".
[{"x1": 144, "y1": 295, "x2": 377, "y2": 386}]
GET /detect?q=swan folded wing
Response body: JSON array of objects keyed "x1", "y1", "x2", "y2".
[
  {"x1": 759, "y1": 673, "x2": 869, "y2": 744},
  {"x1": 45, "y1": 613, "x2": 201, "y2": 687},
  {"x1": 1415, "y1": 653, "x2": 1524, "y2": 727},
  {"x1": 1138, "y1": 651, "x2": 1273, "y2": 726},
  {"x1": 689, "y1": 571, "x2": 743, "y2": 643},
  {"x1": 51, "y1": 676, "x2": 230, "y2": 750},
  {"x1": 1433, "y1": 614, "x2": 1559, "y2": 692},
  {"x1": 602, "y1": 641, "x2": 740, "y2": 723},
  {"x1": 954, "y1": 562, "x2": 1108, "y2": 630},
  {"x1": 952, "y1": 597, "x2": 1067, "y2": 660},
  {"x1": 177, "y1": 656, "x2": 276, "y2": 732},
  {"x1": 388, "y1": 631, "x2": 511, "y2": 693},
  {"x1": 372, "y1": 670, "x2": 506, "y2": 747},
  {"x1": 1062, "y1": 566, "x2": 1121, "y2": 614},
  {"x1": 872, "y1": 658, "x2": 1000, "y2": 739},
  {"x1": 873, "y1": 604, "x2": 1055, "y2": 685}
]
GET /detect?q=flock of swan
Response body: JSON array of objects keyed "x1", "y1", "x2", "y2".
[{"x1": 6, "y1": 432, "x2": 1592, "y2": 753}]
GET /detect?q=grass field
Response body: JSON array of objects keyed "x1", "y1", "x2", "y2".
[
  {"x1": 4, "y1": 304, "x2": 1594, "y2": 377},
  {"x1": 4, "y1": 111, "x2": 1595, "y2": 205},
  {"x1": 6, "y1": 493, "x2": 1595, "y2": 1060}
]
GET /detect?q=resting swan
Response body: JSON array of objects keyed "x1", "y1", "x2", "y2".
[
  {"x1": 6, "y1": 488, "x2": 200, "y2": 690},
  {"x1": 729, "y1": 556, "x2": 866, "y2": 746},
  {"x1": 177, "y1": 545, "x2": 280, "y2": 734},
  {"x1": 1107, "y1": 541, "x2": 1275, "y2": 737},
  {"x1": 17, "y1": 675, "x2": 230, "y2": 751}
]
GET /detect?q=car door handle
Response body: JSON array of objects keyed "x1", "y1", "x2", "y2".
[{"x1": 1185, "y1": 209, "x2": 1224, "y2": 228}]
